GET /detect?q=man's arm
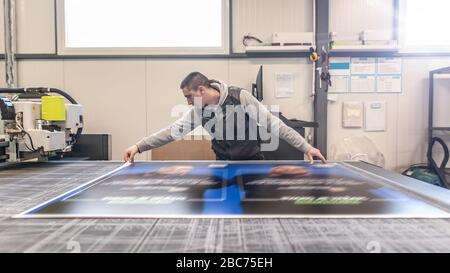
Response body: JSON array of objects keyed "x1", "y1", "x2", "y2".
[
  {"x1": 239, "y1": 89, "x2": 326, "y2": 163},
  {"x1": 123, "y1": 108, "x2": 200, "y2": 162}
]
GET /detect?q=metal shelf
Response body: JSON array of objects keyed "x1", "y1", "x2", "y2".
[
  {"x1": 331, "y1": 44, "x2": 399, "y2": 52},
  {"x1": 431, "y1": 67, "x2": 450, "y2": 74},
  {"x1": 245, "y1": 45, "x2": 313, "y2": 53},
  {"x1": 431, "y1": 127, "x2": 450, "y2": 131}
]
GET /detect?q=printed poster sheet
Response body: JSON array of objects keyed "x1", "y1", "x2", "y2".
[{"x1": 17, "y1": 162, "x2": 450, "y2": 218}]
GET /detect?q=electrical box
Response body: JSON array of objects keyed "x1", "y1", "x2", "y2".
[
  {"x1": 365, "y1": 101, "x2": 387, "y2": 132},
  {"x1": 342, "y1": 101, "x2": 363, "y2": 128}
]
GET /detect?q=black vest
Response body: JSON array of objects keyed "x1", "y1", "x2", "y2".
[{"x1": 201, "y1": 87, "x2": 263, "y2": 160}]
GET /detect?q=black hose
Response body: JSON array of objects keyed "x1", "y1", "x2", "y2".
[
  {"x1": 22, "y1": 131, "x2": 38, "y2": 152},
  {"x1": 46, "y1": 88, "x2": 78, "y2": 104},
  {"x1": 0, "y1": 88, "x2": 26, "y2": 94},
  {"x1": 427, "y1": 137, "x2": 449, "y2": 189},
  {"x1": 0, "y1": 87, "x2": 77, "y2": 104}
]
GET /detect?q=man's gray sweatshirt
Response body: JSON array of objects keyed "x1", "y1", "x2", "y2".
[{"x1": 135, "y1": 81, "x2": 312, "y2": 154}]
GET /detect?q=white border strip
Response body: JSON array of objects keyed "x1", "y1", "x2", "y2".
[{"x1": 13, "y1": 214, "x2": 450, "y2": 219}]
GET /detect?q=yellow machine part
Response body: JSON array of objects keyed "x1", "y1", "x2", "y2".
[{"x1": 41, "y1": 96, "x2": 66, "y2": 121}]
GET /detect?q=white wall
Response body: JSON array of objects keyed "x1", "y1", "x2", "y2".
[
  {"x1": 8, "y1": 0, "x2": 315, "y2": 161},
  {"x1": 327, "y1": 60, "x2": 450, "y2": 171},
  {"x1": 329, "y1": 0, "x2": 395, "y2": 40},
  {"x1": 0, "y1": 3, "x2": 4, "y2": 53},
  {"x1": 229, "y1": 58, "x2": 315, "y2": 139},
  {"x1": 17, "y1": 59, "x2": 148, "y2": 161},
  {"x1": 0, "y1": 0, "x2": 55, "y2": 53},
  {"x1": 328, "y1": 0, "x2": 450, "y2": 171},
  {"x1": 5, "y1": 0, "x2": 450, "y2": 172},
  {"x1": 16, "y1": 0, "x2": 56, "y2": 54},
  {"x1": 398, "y1": 58, "x2": 450, "y2": 170},
  {"x1": 16, "y1": 58, "x2": 314, "y2": 161},
  {"x1": 232, "y1": 0, "x2": 313, "y2": 53},
  {"x1": 146, "y1": 59, "x2": 230, "y2": 140}
]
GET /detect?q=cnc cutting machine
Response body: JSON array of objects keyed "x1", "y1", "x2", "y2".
[{"x1": 0, "y1": 87, "x2": 83, "y2": 163}]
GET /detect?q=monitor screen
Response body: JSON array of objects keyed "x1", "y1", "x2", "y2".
[{"x1": 252, "y1": 66, "x2": 263, "y2": 102}]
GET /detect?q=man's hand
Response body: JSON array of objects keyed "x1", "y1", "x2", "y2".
[
  {"x1": 306, "y1": 147, "x2": 327, "y2": 164},
  {"x1": 123, "y1": 145, "x2": 139, "y2": 163}
]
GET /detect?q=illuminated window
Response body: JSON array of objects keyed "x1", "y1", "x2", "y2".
[
  {"x1": 58, "y1": 0, "x2": 229, "y2": 55},
  {"x1": 400, "y1": 0, "x2": 450, "y2": 52}
]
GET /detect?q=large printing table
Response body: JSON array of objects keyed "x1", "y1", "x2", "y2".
[{"x1": 1, "y1": 160, "x2": 450, "y2": 252}]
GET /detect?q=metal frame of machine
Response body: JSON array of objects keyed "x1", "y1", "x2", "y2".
[{"x1": 0, "y1": 87, "x2": 83, "y2": 164}]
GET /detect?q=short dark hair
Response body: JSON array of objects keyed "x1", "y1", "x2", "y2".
[{"x1": 180, "y1": 72, "x2": 211, "y2": 91}]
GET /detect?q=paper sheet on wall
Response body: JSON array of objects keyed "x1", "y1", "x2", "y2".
[
  {"x1": 365, "y1": 101, "x2": 387, "y2": 132},
  {"x1": 377, "y1": 58, "x2": 402, "y2": 74},
  {"x1": 329, "y1": 57, "x2": 402, "y2": 94},
  {"x1": 351, "y1": 76, "x2": 376, "y2": 93},
  {"x1": 275, "y1": 73, "x2": 294, "y2": 98},
  {"x1": 351, "y1": 58, "x2": 376, "y2": 75},
  {"x1": 330, "y1": 58, "x2": 351, "y2": 76},
  {"x1": 329, "y1": 58, "x2": 351, "y2": 93},
  {"x1": 329, "y1": 75, "x2": 350, "y2": 93},
  {"x1": 377, "y1": 76, "x2": 401, "y2": 93},
  {"x1": 343, "y1": 101, "x2": 363, "y2": 128}
]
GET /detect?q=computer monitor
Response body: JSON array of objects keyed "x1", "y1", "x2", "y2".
[{"x1": 252, "y1": 66, "x2": 263, "y2": 102}]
